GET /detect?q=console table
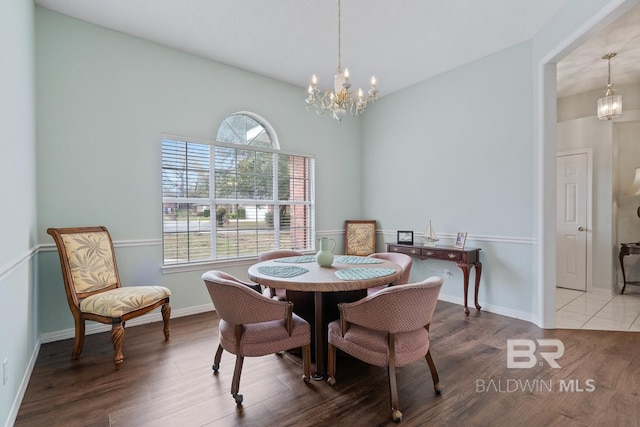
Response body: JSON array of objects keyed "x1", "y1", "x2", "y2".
[
  {"x1": 619, "y1": 243, "x2": 640, "y2": 294},
  {"x1": 386, "y1": 243, "x2": 482, "y2": 315}
]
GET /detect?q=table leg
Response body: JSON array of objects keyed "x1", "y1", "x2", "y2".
[
  {"x1": 474, "y1": 262, "x2": 482, "y2": 310},
  {"x1": 620, "y1": 252, "x2": 627, "y2": 294},
  {"x1": 457, "y1": 262, "x2": 471, "y2": 315},
  {"x1": 313, "y1": 291, "x2": 325, "y2": 380}
]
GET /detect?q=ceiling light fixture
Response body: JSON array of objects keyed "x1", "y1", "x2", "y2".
[
  {"x1": 305, "y1": 0, "x2": 378, "y2": 121},
  {"x1": 597, "y1": 52, "x2": 622, "y2": 121}
]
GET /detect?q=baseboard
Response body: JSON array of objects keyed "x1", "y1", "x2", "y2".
[
  {"x1": 437, "y1": 292, "x2": 532, "y2": 322},
  {"x1": 5, "y1": 338, "x2": 40, "y2": 427},
  {"x1": 39, "y1": 304, "x2": 214, "y2": 344}
]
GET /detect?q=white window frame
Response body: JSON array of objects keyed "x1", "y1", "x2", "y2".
[{"x1": 161, "y1": 116, "x2": 315, "y2": 272}]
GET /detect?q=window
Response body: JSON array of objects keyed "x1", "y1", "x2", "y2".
[{"x1": 162, "y1": 113, "x2": 314, "y2": 266}]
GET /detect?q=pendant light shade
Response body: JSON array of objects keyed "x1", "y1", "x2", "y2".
[{"x1": 597, "y1": 53, "x2": 622, "y2": 121}]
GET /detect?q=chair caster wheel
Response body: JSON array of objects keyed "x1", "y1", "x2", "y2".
[
  {"x1": 327, "y1": 376, "x2": 336, "y2": 386},
  {"x1": 212, "y1": 363, "x2": 219, "y2": 372},
  {"x1": 392, "y1": 409, "x2": 403, "y2": 423},
  {"x1": 233, "y1": 393, "x2": 243, "y2": 405},
  {"x1": 434, "y1": 383, "x2": 443, "y2": 395},
  {"x1": 303, "y1": 375, "x2": 311, "y2": 383}
]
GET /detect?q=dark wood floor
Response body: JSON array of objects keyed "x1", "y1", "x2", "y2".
[{"x1": 14, "y1": 301, "x2": 640, "y2": 427}]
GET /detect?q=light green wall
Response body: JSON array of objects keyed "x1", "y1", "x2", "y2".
[
  {"x1": 34, "y1": 7, "x2": 362, "y2": 335},
  {"x1": 362, "y1": 42, "x2": 535, "y2": 315},
  {"x1": 0, "y1": 1, "x2": 37, "y2": 426}
]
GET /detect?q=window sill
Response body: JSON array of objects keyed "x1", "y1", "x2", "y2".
[{"x1": 161, "y1": 257, "x2": 257, "y2": 274}]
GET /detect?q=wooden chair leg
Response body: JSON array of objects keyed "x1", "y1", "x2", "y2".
[
  {"x1": 161, "y1": 303, "x2": 171, "y2": 340},
  {"x1": 302, "y1": 344, "x2": 311, "y2": 383},
  {"x1": 212, "y1": 344, "x2": 224, "y2": 372},
  {"x1": 425, "y1": 349, "x2": 442, "y2": 394},
  {"x1": 111, "y1": 322, "x2": 125, "y2": 370},
  {"x1": 388, "y1": 333, "x2": 402, "y2": 423},
  {"x1": 327, "y1": 343, "x2": 337, "y2": 386},
  {"x1": 231, "y1": 355, "x2": 244, "y2": 405},
  {"x1": 71, "y1": 317, "x2": 85, "y2": 360}
]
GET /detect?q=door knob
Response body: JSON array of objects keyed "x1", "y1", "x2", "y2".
[{"x1": 578, "y1": 226, "x2": 585, "y2": 231}]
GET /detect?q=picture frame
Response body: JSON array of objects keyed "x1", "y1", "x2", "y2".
[
  {"x1": 345, "y1": 220, "x2": 377, "y2": 256},
  {"x1": 454, "y1": 232, "x2": 467, "y2": 249},
  {"x1": 397, "y1": 230, "x2": 414, "y2": 245}
]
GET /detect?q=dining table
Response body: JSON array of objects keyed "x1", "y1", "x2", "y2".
[{"x1": 248, "y1": 254, "x2": 402, "y2": 379}]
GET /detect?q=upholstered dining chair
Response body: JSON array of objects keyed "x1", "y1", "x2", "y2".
[
  {"x1": 366, "y1": 252, "x2": 413, "y2": 295},
  {"x1": 327, "y1": 277, "x2": 443, "y2": 423},
  {"x1": 202, "y1": 270, "x2": 311, "y2": 405},
  {"x1": 257, "y1": 250, "x2": 303, "y2": 300},
  {"x1": 47, "y1": 226, "x2": 171, "y2": 370}
]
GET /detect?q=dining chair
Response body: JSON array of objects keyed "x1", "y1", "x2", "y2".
[
  {"x1": 202, "y1": 270, "x2": 311, "y2": 405},
  {"x1": 257, "y1": 250, "x2": 303, "y2": 300},
  {"x1": 47, "y1": 226, "x2": 171, "y2": 370},
  {"x1": 327, "y1": 276, "x2": 443, "y2": 423},
  {"x1": 366, "y1": 252, "x2": 413, "y2": 295}
]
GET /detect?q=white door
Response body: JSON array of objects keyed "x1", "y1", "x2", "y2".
[{"x1": 556, "y1": 153, "x2": 588, "y2": 291}]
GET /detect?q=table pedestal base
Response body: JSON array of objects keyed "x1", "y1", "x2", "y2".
[{"x1": 286, "y1": 289, "x2": 366, "y2": 378}]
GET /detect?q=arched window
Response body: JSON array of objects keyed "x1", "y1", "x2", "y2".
[
  {"x1": 216, "y1": 112, "x2": 276, "y2": 148},
  {"x1": 161, "y1": 113, "x2": 314, "y2": 266}
]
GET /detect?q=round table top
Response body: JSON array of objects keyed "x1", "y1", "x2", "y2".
[{"x1": 248, "y1": 255, "x2": 402, "y2": 292}]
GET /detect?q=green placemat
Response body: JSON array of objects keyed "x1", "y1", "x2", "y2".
[
  {"x1": 335, "y1": 268, "x2": 396, "y2": 281},
  {"x1": 335, "y1": 256, "x2": 382, "y2": 264},
  {"x1": 257, "y1": 265, "x2": 309, "y2": 278},
  {"x1": 273, "y1": 255, "x2": 317, "y2": 263}
]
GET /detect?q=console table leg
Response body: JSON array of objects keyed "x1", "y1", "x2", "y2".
[
  {"x1": 457, "y1": 262, "x2": 471, "y2": 315},
  {"x1": 474, "y1": 262, "x2": 482, "y2": 310},
  {"x1": 620, "y1": 253, "x2": 627, "y2": 294}
]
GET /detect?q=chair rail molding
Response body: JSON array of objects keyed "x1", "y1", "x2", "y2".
[{"x1": 0, "y1": 246, "x2": 38, "y2": 283}]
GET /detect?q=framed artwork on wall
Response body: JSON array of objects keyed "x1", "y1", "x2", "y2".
[
  {"x1": 345, "y1": 220, "x2": 377, "y2": 256},
  {"x1": 397, "y1": 230, "x2": 414, "y2": 245}
]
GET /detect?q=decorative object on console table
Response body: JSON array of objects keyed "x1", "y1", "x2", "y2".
[
  {"x1": 397, "y1": 230, "x2": 414, "y2": 245},
  {"x1": 618, "y1": 243, "x2": 640, "y2": 294},
  {"x1": 345, "y1": 220, "x2": 377, "y2": 255},
  {"x1": 423, "y1": 220, "x2": 439, "y2": 247},
  {"x1": 454, "y1": 232, "x2": 467, "y2": 249},
  {"x1": 387, "y1": 242, "x2": 482, "y2": 315}
]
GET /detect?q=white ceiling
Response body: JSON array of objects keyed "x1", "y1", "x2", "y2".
[
  {"x1": 34, "y1": 0, "x2": 640, "y2": 99},
  {"x1": 557, "y1": 3, "x2": 640, "y2": 98}
]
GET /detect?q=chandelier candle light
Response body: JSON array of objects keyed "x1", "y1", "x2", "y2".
[
  {"x1": 597, "y1": 52, "x2": 622, "y2": 121},
  {"x1": 306, "y1": 0, "x2": 378, "y2": 121}
]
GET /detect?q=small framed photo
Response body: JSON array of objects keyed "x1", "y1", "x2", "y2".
[
  {"x1": 397, "y1": 230, "x2": 414, "y2": 245},
  {"x1": 454, "y1": 232, "x2": 467, "y2": 249}
]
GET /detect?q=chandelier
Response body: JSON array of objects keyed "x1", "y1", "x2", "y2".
[
  {"x1": 597, "y1": 52, "x2": 622, "y2": 121},
  {"x1": 305, "y1": 0, "x2": 378, "y2": 121}
]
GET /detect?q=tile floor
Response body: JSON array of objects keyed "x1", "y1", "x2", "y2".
[{"x1": 556, "y1": 287, "x2": 640, "y2": 331}]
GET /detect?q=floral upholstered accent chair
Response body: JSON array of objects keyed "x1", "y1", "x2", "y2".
[
  {"x1": 47, "y1": 226, "x2": 171, "y2": 370},
  {"x1": 327, "y1": 276, "x2": 443, "y2": 423}
]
